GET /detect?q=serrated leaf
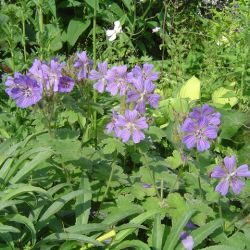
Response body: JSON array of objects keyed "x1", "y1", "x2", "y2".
[
  {"x1": 101, "y1": 138, "x2": 125, "y2": 156},
  {"x1": 178, "y1": 76, "x2": 200, "y2": 100}
]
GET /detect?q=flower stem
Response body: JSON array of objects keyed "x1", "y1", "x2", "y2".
[{"x1": 92, "y1": 0, "x2": 98, "y2": 149}]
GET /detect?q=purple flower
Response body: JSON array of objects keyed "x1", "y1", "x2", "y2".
[
  {"x1": 127, "y1": 79, "x2": 160, "y2": 113},
  {"x1": 211, "y1": 155, "x2": 250, "y2": 196},
  {"x1": 5, "y1": 74, "x2": 42, "y2": 108},
  {"x1": 115, "y1": 110, "x2": 148, "y2": 143},
  {"x1": 28, "y1": 59, "x2": 46, "y2": 86},
  {"x1": 106, "y1": 109, "x2": 121, "y2": 135},
  {"x1": 42, "y1": 59, "x2": 65, "y2": 92},
  {"x1": 142, "y1": 183, "x2": 151, "y2": 188},
  {"x1": 180, "y1": 232, "x2": 194, "y2": 250},
  {"x1": 89, "y1": 62, "x2": 108, "y2": 93},
  {"x1": 189, "y1": 104, "x2": 221, "y2": 126},
  {"x1": 127, "y1": 63, "x2": 158, "y2": 84},
  {"x1": 181, "y1": 117, "x2": 218, "y2": 152},
  {"x1": 74, "y1": 51, "x2": 93, "y2": 81},
  {"x1": 106, "y1": 65, "x2": 128, "y2": 96},
  {"x1": 58, "y1": 76, "x2": 74, "y2": 93}
]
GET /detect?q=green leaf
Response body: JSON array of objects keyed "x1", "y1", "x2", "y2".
[
  {"x1": 11, "y1": 149, "x2": 52, "y2": 184},
  {"x1": 199, "y1": 246, "x2": 237, "y2": 250},
  {"x1": 146, "y1": 126, "x2": 166, "y2": 142},
  {"x1": 65, "y1": 224, "x2": 108, "y2": 234},
  {"x1": 176, "y1": 219, "x2": 223, "y2": 250},
  {"x1": 163, "y1": 209, "x2": 196, "y2": 250},
  {"x1": 165, "y1": 150, "x2": 183, "y2": 169},
  {"x1": 112, "y1": 209, "x2": 162, "y2": 245},
  {"x1": 37, "y1": 233, "x2": 104, "y2": 247},
  {"x1": 101, "y1": 138, "x2": 125, "y2": 156},
  {"x1": 39, "y1": 190, "x2": 87, "y2": 222},
  {"x1": 212, "y1": 87, "x2": 238, "y2": 107},
  {"x1": 2, "y1": 185, "x2": 51, "y2": 201},
  {"x1": 152, "y1": 213, "x2": 164, "y2": 250},
  {"x1": 75, "y1": 175, "x2": 92, "y2": 225},
  {"x1": 113, "y1": 240, "x2": 151, "y2": 250},
  {"x1": 0, "y1": 200, "x2": 23, "y2": 211},
  {"x1": 0, "y1": 224, "x2": 20, "y2": 233},
  {"x1": 102, "y1": 207, "x2": 144, "y2": 226},
  {"x1": 84, "y1": 0, "x2": 99, "y2": 10},
  {"x1": 178, "y1": 76, "x2": 200, "y2": 100},
  {"x1": 9, "y1": 214, "x2": 36, "y2": 246},
  {"x1": 67, "y1": 19, "x2": 91, "y2": 47}
]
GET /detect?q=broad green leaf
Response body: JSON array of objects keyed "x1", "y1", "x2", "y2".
[
  {"x1": 11, "y1": 149, "x2": 52, "y2": 184},
  {"x1": 102, "y1": 206, "x2": 144, "y2": 226},
  {"x1": 163, "y1": 209, "x2": 196, "y2": 250},
  {"x1": 199, "y1": 246, "x2": 237, "y2": 250},
  {"x1": 0, "y1": 200, "x2": 23, "y2": 211},
  {"x1": 176, "y1": 219, "x2": 223, "y2": 250},
  {"x1": 113, "y1": 209, "x2": 162, "y2": 245},
  {"x1": 75, "y1": 175, "x2": 92, "y2": 225},
  {"x1": 2, "y1": 185, "x2": 51, "y2": 201},
  {"x1": 0, "y1": 224, "x2": 20, "y2": 233},
  {"x1": 65, "y1": 224, "x2": 108, "y2": 234},
  {"x1": 178, "y1": 76, "x2": 200, "y2": 100},
  {"x1": 39, "y1": 190, "x2": 87, "y2": 222},
  {"x1": 152, "y1": 213, "x2": 164, "y2": 250},
  {"x1": 36, "y1": 233, "x2": 103, "y2": 247},
  {"x1": 212, "y1": 87, "x2": 238, "y2": 107},
  {"x1": 67, "y1": 19, "x2": 91, "y2": 47},
  {"x1": 113, "y1": 240, "x2": 151, "y2": 250},
  {"x1": 84, "y1": 0, "x2": 99, "y2": 10},
  {"x1": 9, "y1": 214, "x2": 36, "y2": 245},
  {"x1": 101, "y1": 138, "x2": 125, "y2": 156}
]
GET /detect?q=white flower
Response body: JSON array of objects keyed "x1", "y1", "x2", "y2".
[
  {"x1": 106, "y1": 21, "x2": 122, "y2": 41},
  {"x1": 152, "y1": 27, "x2": 160, "y2": 33}
]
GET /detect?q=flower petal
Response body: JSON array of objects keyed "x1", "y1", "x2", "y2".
[
  {"x1": 132, "y1": 130, "x2": 145, "y2": 143},
  {"x1": 197, "y1": 138, "x2": 210, "y2": 152},
  {"x1": 182, "y1": 135, "x2": 196, "y2": 149},
  {"x1": 211, "y1": 166, "x2": 227, "y2": 178},
  {"x1": 119, "y1": 129, "x2": 131, "y2": 142},
  {"x1": 135, "y1": 117, "x2": 148, "y2": 129},
  {"x1": 125, "y1": 110, "x2": 138, "y2": 122},
  {"x1": 181, "y1": 234, "x2": 194, "y2": 250},
  {"x1": 224, "y1": 155, "x2": 236, "y2": 173},
  {"x1": 231, "y1": 178, "x2": 245, "y2": 194},
  {"x1": 204, "y1": 126, "x2": 218, "y2": 139},
  {"x1": 235, "y1": 164, "x2": 250, "y2": 177},
  {"x1": 215, "y1": 179, "x2": 229, "y2": 196}
]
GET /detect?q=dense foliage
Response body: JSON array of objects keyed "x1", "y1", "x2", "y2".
[{"x1": 0, "y1": 0, "x2": 250, "y2": 249}]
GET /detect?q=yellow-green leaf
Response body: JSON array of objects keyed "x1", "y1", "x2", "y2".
[
  {"x1": 178, "y1": 76, "x2": 200, "y2": 100},
  {"x1": 212, "y1": 87, "x2": 238, "y2": 107}
]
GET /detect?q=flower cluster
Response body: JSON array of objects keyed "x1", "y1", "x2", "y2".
[
  {"x1": 89, "y1": 61, "x2": 160, "y2": 144},
  {"x1": 181, "y1": 104, "x2": 221, "y2": 152},
  {"x1": 5, "y1": 58, "x2": 75, "y2": 108},
  {"x1": 211, "y1": 155, "x2": 250, "y2": 196}
]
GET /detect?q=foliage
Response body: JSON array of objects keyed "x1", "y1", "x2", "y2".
[{"x1": 0, "y1": 0, "x2": 250, "y2": 249}]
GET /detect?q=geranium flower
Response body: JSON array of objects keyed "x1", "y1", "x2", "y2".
[
  {"x1": 74, "y1": 51, "x2": 93, "y2": 81},
  {"x1": 106, "y1": 21, "x2": 122, "y2": 41},
  {"x1": 189, "y1": 104, "x2": 221, "y2": 126},
  {"x1": 127, "y1": 79, "x2": 160, "y2": 113},
  {"x1": 5, "y1": 74, "x2": 42, "y2": 108},
  {"x1": 106, "y1": 109, "x2": 120, "y2": 135},
  {"x1": 181, "y1": 117, "x2": 218, "y2": 152},
  {"x1": 106, "y1": 65, "x2": 128, "y2": 96},
  {"x1": 89, "y1": 62, "x2": 108, "y2": 93},
  {"x1": 211, "y1": 155, "x2": 250, "y2": 196},
  {"x1": 58, "y1": 76, "x2": 74, "y2": 93},
  {"x1": 115, "y1": 109, "x2": 148, "y2": 143}
]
